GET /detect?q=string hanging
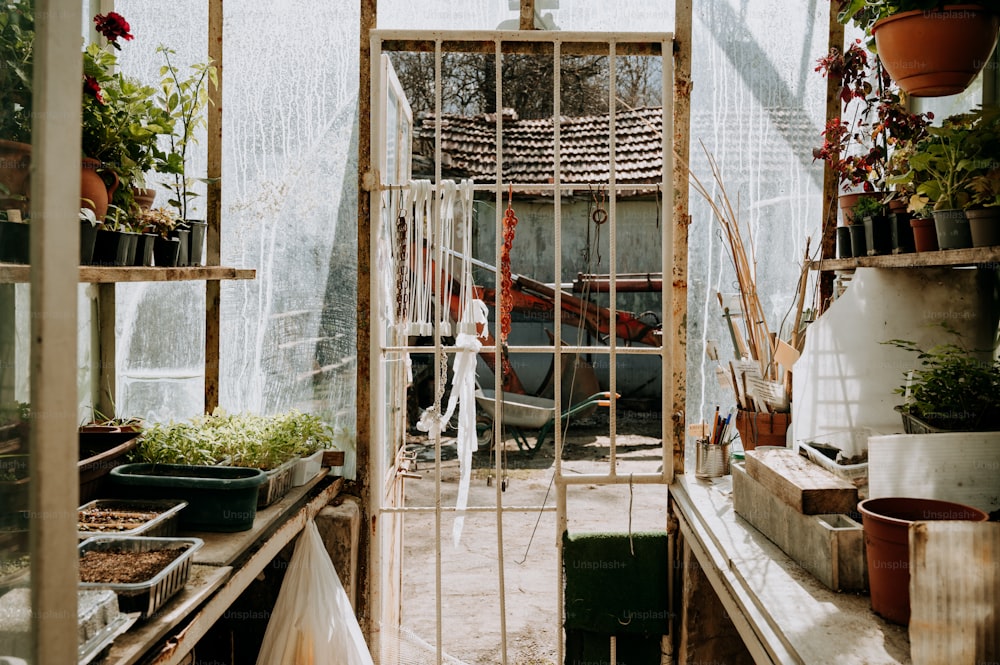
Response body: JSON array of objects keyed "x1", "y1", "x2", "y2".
[{"x1": 499, "y1": 184, "x2": 519, "y2": 381}]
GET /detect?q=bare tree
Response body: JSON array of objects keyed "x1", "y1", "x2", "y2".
[{"x1": 388, "y1": 51, "x2": 661, "y2": 119}]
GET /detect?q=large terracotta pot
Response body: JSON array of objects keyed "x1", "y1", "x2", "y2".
[
  {"x1": 858, "y1": 497, "x2": 987, "y2": 626},
  {"x1": 0, "y1": 140, "x2": 31, "y2": 216},
  {"x1": 80, "y1": 158, "x2": 119, "y2": 222},
  {"x1": 873, "y1": 5, "x2": 1000, "y2": 97}
]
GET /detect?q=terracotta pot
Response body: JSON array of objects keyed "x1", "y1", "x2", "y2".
[
  {"x1": 838, "y1": 192, "x2": 882, "y2": 226},
  {"x1": 80, "y1": 158, "x2": 119, "y2": 222},
  {"x1": 910, "y1": 217, "x2": 939, "y2": 252},
  {"x1": 858, "y1": 497, "x2": 987, "y2": 626},
  {"x1": 733, "y1": 409, "x2": 789, "y2": 451},
  {"x1": 133, "y1": 187, "x2": 156, "y2": 212},
  {"x1": 966, "y1": 207, "x2": 1000, "y2": 247},
  {"x1": 873, "y1": 5, "x2": 1000, "y2": 97},
  {"x1": 0, "y1": 139, "x2": 31, "y2": 216}
]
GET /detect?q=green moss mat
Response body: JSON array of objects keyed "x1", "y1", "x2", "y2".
[{"x1": 562, "y1": 531, "x2": 669, "y2": 635}]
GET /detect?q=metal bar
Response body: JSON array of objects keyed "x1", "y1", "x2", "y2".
[
  {"x1": 493, "y1": 37, "x2": 510, "y2": 665},
  {"x1": 30, "y1": 2, "x2": 82, "y2": 661},
  {"x1": 665, "y1": 26, "x2": 681, "y2": 479},
  {"x1": 380, "y1": 505, "x2": 557, "y2": 514},
  {"x1": 433, "y1": 39, "x2": 444, "y2": 665},
  {"x1": 552, "y1": 38, "x2": 566, "y2": 665},
  {"x1": 373, "y1": 29, "x2": 672, "y2": 44},
  {"x1": 608, "y1": 40, "x2": 619, "y2": 476},
  {"x1": 380, "y1": 344, "x2": 665, "y2": 355},
  {"x1": 557, "y1": 472, "x2": 667, "y2": 485}
]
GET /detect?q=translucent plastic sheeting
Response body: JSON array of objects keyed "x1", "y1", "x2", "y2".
[{"x1": 115, "y1": 0, "x2": 360, "y2": 476}]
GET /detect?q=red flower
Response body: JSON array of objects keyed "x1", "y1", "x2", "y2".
[
  {"x1": 93, "y1": 12, "x2": 133, "y2": 49},
  {"x1": 84, "y1": 75, "x2": 105, "y2": 104}
]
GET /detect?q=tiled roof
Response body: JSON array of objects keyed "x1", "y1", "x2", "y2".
[{"x1": 413, "y1": 107, "x2": 664, "y2": 186}]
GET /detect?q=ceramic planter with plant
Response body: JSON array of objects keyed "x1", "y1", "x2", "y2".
[
  {"x1": 837, "y1": 0, "x2": 1000, "y2": 97},
  {"x1": 813, "y1": 39, "x2": 933, "y2": 224},
  {"x1": 884, "y1": 328, "x2": 1000, "y2": 432},
  {"x1": 0, "y1": 0, "x2": 33, "y2": 216},
  {"x1": 153, "y1": 46, "x2": 218, "y2": 267},
  {"x1": 965, "y1": 107, "x2": 1000, "y2": 247}
]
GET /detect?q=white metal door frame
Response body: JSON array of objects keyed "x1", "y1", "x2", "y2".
[{"x1": 369, "y1": 29, "x2": 674, "y2": 665}]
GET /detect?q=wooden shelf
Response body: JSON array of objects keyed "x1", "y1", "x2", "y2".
[
  {"x1": 811, "y1": 246, "x2": 1000, "y2": 271},
  {"x1": 102, "y1": 473, "x2": 343, "y2": 665},
  {"x1": 0, "y1": 264, "x2": 255, "y2": 283},
  {"x1": 671, "y1": 473, "x2": 910, "y2": 664}
]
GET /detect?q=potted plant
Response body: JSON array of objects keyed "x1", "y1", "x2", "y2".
[
  {"x1": 852, "y1": 194, "x2": 892, "y2": 255},
  {"x1": 153, "y1": 45, "x2": 217, "y2": 267},
  {"x1": 896, "y1": 111, "x2": 991, "y2": 250},
  {"x1": 837, "y1": 0, "x2": 1000, "y2": 97},
  {"x1": 0, "y1": 0, "x2": 33, "y2": 216},
  {"x1": 138, "y1": 206, "x2": 182, "y2": 267},
  {"x1": 965, "y1": 106, "x2": 1000, "y2": 247},
  {"x1": 884, "y1": 328, "x2": 1000, "y2": 432},
  {"x1": 813, "y1": 39, "x2": 933, "y2": 224}
]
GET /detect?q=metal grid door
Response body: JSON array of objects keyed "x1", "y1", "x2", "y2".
[{"x1": 368, "y1": 29, "x2": 674, "y2": 665}]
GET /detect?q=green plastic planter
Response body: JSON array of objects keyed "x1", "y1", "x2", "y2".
[{"x1": 109, "y1": 463, "x2": 267, "y2": 532}]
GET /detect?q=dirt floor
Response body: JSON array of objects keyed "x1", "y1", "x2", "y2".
[{"x1": 398, "y1": 415, "x2": 668, "y2": 665}]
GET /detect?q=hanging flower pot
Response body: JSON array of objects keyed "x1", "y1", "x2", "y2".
[{"x1": 872, "y1": 5, "x2": 1000, "y2": 97}]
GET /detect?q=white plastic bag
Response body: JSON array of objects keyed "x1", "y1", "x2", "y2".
[{"x1": 255, "y1": 520, "x2": 375, "y2": 665}]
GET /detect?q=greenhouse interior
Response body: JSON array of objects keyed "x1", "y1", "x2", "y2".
[{"x1": 1, "y1": 0, "x2": 999, "y2": 663}]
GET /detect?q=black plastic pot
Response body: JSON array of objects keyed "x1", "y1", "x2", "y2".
[
  {"x1": 863, "y1": 214, "x2": 893, "y2": 256},
  {"x1": 121, "y1": 231, "x2": 139, "y2": 266},
  {"x1": 133, "y1": 233, "x2": 156, "y2": 267},
  {"x1": 890, "y1": 211, "x2": 914, "y2": 254},
  {"x1": 80, "y1": 221, "x2": 98, "y2": 264},
  {"x1": 836, "y1": 226, "x2": 852, "y2": 259},
  {"x1": 109, "y1": 463, "x2": 268, "y2": 532},
  {"x1": 93, "y1": 229, "x2": 130, "y2": 266},
  {"x1": 0, "y1": 221, "x2": 29, "y2": 264},
  {"x1": 153, "y1": 236, "x2": 181, "y2": 267},
  {"x1": 848, "y1": 223, "x2": 867, "y2": 258}
]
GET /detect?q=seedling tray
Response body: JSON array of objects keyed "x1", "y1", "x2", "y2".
[
  {"x1": 258, "y1": 458, "x2": 296, "y2": 508},
  {"x1": 78, "y1": 536, "x2": 203, "y2": 619},
  {"x1": 78, "y1": 498, "x2": 188, "y2": 539}
]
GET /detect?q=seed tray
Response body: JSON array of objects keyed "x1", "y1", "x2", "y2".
[
  {"x1": 78, "y1": 535, "x2": 203, "y2": 619},
  {"x1": 78, "y1": 498, "x2": 188, "y2": 539},
  {"x1": 257, "y1": 458, "x2": 296, "y2": 508}
]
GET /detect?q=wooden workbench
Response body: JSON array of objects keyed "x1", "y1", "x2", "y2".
[
  {"x1": 102, "y1": 473, "x2": 344, "y2": 665},
  {"x1": 669, "y1": 473, "x2": 910, "y2": 665}
]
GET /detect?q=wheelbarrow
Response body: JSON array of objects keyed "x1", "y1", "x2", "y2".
[{"x1": 474, "y1": 388, "x2": 616, "y2": 453}]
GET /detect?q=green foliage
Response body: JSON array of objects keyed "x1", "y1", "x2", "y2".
[
  {"x1": 0, "y1": 0, "x2": 33, "y2": 142},
  {"x1": 135, "y1": 410, "x2": 335, "y2": 470},
  {"x1": 900, "y1": 107, "x2": 1000, "y2": 211},
  {"x1": 852, "y1": 195, "x2": 885, "y2": 220},
  {"x1": 153, "y1": 46, "x2": 218, "y2": 221},
  {"x1": 883, "y1": 327, "x2": 1000, "y2": 431}
]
